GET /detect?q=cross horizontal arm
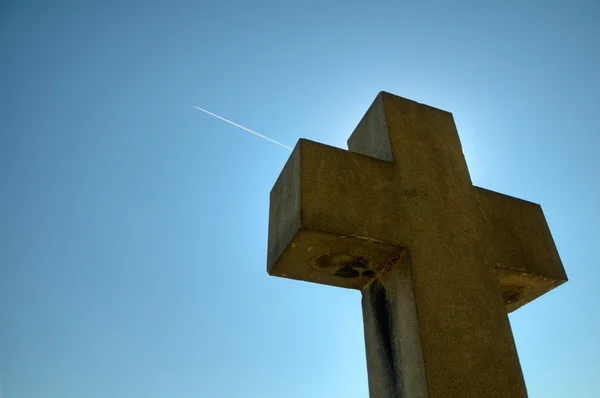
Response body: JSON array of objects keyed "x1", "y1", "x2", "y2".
[
  {"x1": 267, "y1": 139, "x2": 404, "y2": 290},
  {"x1": 475, "y1": 187, "x2": 567, "y2": 311}
]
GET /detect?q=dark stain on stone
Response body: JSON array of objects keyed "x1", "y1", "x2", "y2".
[
  {"x1": 311, "y1": 251, "x2": 376, "y2": 279},
  {"x1": 367, "y1": 280, "x2": 398, "y2": 395},
  {"x1": 503, "y1": 284, "x2": 525, "y2": 305},
  {"x1": 335, "y1": 265, "x2": 360, "y2": 278},
  {"x1": 312, "y1": 252, "x2": 369, "y2": 270},
  {"x1": 350, "y1": 257, "x2": 370, "y2": 269},
  {"x1": 311, "y1": 252, "x2": 346, "y2": 270},
  {"x1": 387, "y1": 254, "x2": 401, "y2": 270},
  {"x1": 362, "y1": 269, "x2": 376, "y2": 278}
]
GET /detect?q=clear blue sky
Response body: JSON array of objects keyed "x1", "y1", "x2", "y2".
[{"x1": 1, "y1": 1, "x2": 599, "y2": 397}]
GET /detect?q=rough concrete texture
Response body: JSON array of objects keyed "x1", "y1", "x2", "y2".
[
  {"x1": 267, "y1": 92, "x2": 567, "y2": 397},
  {"x1": 474, "y1": 187, "x2": 567, "y2": 312}
]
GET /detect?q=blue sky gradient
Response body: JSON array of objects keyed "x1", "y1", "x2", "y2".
[{"x1": 1, "y1": 1, "x2": 599, "y2": 397}]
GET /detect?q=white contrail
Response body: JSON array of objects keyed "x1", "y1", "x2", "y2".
[{"x1": 193, "y1": 106, "x2": 293, "y2": 151}]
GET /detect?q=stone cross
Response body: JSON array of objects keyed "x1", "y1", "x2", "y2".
[{"x1": 266, "y1": 92, "x2": 567, "y2": 397}]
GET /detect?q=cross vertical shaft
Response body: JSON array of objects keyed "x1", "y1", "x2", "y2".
[{"x1": 352, "y1": 93, "x2": 526, "y2": 397}]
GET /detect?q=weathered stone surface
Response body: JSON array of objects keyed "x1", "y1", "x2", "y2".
[
  {"x1": 267, "y1": 140, "x2": 403, "y2": 290},
  {"x1": 362, "y1": 249, "x2": 428, "y2": 397},
  {"x1": 474, "y1": 187, "x2": 567, "y2": 312},
  {"x1": 266, "y1": 92, "x2": 567, "y2": 397}
]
